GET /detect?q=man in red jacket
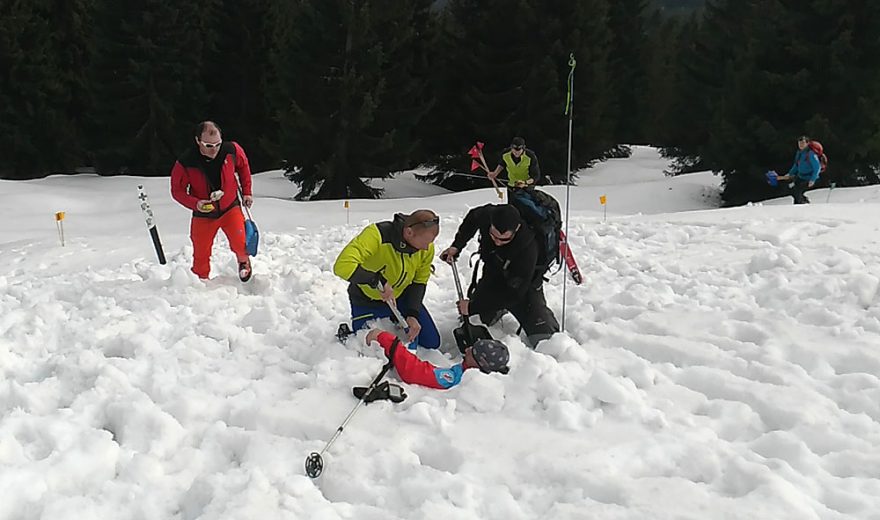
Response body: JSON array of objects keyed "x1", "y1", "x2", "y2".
[
  {"x1": 365, "y1": 329, "x2": 509, "y2": 389},
  {"x1": 171, "y1": 121, "x2": 254, "y2": 281}
]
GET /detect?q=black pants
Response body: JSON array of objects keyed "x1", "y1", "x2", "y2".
[
  {"x1": 476, "y1": 284, "x2": 559, "y2": 348},
  {"x1": 790, "y1": 178, "x2": 811, "y2": 204}
]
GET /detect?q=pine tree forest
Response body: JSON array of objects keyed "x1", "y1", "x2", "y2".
[{"x1": 2, "y1": 0, "x2": 879, "y2": 205}]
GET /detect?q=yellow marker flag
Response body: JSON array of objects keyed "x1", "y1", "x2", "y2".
[
  {"x1": 599, "y1": 195, "x2": 606, "y2": 205},
  {"x1": 343, "y1": 200, "x2": 350, "y2": 209},
  {"x1": 55, "y1": 211, "x2": 65, "y2": 221}
]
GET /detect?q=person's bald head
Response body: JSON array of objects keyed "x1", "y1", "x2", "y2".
[
  {"x1": 402, "y1": 209, "x2": 440, "y2": 251},
  {"x1": 194, "y1": 121, "x2": 223, "y2": 159}
]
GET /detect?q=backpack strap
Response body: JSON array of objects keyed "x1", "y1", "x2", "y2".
[
  {"x1": 387, "y1": 337, "x2": 401, "y2": 367},
  {"x1": 467, "y1": 253, "x2": 481, "y2": 298},
  {"x1": 229, "y1": 142, "x2": 255, "y2": 220}
]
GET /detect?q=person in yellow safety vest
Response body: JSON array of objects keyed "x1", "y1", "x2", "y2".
[{"x1": 488, "y1": 136, "x2": 542, "y2": 188}]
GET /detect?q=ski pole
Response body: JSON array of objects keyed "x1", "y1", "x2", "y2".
[
  {"x1": 561, "y1": 53, "x2": 576, "y2": 332},
  {"x1": 305, "y1": 360, "x2": 393, "y2": 479},
  {"x1": 447, "y1": 171, "x2": 511, "y2": 183}
]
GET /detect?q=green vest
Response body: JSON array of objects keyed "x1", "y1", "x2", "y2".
[{"x1": 502, "y1": 151, "x2": 531, "y2": 186}]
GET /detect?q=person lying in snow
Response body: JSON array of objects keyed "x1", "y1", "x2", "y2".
[{"x1": 365, "y1": 329, "x2": 509, "y2": 389}]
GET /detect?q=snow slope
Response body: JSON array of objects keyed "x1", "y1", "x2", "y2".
[{"x1": 1, "y1": 146, "x2": 880, "y2": 519}]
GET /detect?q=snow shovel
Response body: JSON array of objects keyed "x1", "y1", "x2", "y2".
[{"x1": 450, "y1": 261, "x2": 493, "y2": 354}]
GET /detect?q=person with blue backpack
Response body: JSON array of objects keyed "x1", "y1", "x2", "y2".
[
  {"x1": 776, "y1": 135, "x2": 823, "y2": 204},
  {"x1": 440, "y1": 204, "x2": 559, "y2": 348}
]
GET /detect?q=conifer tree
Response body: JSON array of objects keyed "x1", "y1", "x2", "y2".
[
  {"x1": 662, "y1": 2, "x2": 745, "y2": 176},
  {"x1": 669, "y1": 0, "x2": 880, "y2": 204},
  {"x1": 425, "y1": 0, "x2": 616, "y2": 186},
  {"x1": 641, "y1": 11, "x2": 687, "y2": 148},
  {"x1": 87, "y1": 0, "x2": 217, "y2": 175},
  {"x1": 1, "y1": 0, "x2": 94, "y2": 179},
  {"x1": 798, "y1": 0, "x2": 880, "y2": 186},
  {"x1": 560, "y1": 0, "x2": 620, "y2": 165},
  {"x1": 606, "y1": 0, "x2": 651, "y2": 145},
  {"x1": 201, "y1": 0, "x2": 276, "y2": 171},
  {"x1": 268, "y1": 0, "x2": 434, "y2": 200}
]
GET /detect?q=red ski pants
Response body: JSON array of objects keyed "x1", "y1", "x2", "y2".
[{"x1": 190, "y1": 209, "x2": 248, "y2": 279}]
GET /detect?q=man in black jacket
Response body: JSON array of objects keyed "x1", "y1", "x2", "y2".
[{"x1": 440, "y1": 204, "x2": 559, "y2": 348}]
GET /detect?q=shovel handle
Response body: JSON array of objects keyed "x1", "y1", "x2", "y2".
[
  {"x1": 374, "y1": 282, "x2": 410, "y2": 335},
  {"x1": 450, "y1": 261, "x2": 465, "y2": 303},
  {"x1": 388, "y1": 302, "x2": 409, "y2": 333}
]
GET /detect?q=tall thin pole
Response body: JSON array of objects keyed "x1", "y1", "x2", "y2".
[{"x1": 561, "y1": 53, "x2": 576, "y2": 332}]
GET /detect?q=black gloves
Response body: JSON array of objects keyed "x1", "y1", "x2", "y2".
[{"x1": 352, "y1": 381, "x2": 407, "y2": 403}]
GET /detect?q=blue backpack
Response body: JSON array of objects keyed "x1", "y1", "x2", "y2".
[{"x1": 508, "y1": 189, "x2": 562, "y2": 276}]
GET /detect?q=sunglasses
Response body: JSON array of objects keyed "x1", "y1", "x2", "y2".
[
  {"x1": 410, "y1": 216, "x2": 440, "y2": 229},
  {"x1": 489, "y1": 226, "x2": 515, "y2": 243},
  {"x1": 511, "y1": 146, "x2": 524, "y2": 151},
  {"x1": 200, "y1": 140, "x2": 223, "y2": 149}
]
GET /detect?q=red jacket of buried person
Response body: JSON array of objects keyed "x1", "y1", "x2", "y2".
[
  {"x1": 170, "y1": 141, "x2": 252, "y2": 218},
  {"x1": 373, "y1": 331, "x2": 466, "y2": 389}
]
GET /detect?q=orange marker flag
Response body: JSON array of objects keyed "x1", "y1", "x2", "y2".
[{"x1": 599, "y1": 195, "x2": 606, "y2": 205}]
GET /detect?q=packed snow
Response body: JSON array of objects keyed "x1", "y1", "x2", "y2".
[{"x1": 1, "y1": 146, "x2": 880, "y2": 519}]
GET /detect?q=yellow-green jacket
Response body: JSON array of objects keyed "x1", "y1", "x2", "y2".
[{"x1": 334, "y1": 214, "x2": 434, "y2": 317}]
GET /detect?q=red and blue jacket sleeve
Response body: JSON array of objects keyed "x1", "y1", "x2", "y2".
[{"x1": 375, "y1": 332, "x2": 465, "y2": 389}]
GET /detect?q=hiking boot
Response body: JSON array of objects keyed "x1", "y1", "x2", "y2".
[{"x1": 238, "y1": 259, "x2": 252, "y2": 282}]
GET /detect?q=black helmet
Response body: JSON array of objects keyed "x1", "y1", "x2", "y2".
[{"x1": 472, "y1": 339, "x2": 510, "y2": 374}]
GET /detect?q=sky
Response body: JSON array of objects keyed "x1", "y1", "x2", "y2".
[{"x1": 1, "y1": 146, "x2": 880, "y2": 519}]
